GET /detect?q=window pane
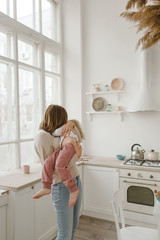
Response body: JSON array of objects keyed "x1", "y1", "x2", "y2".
[
  {"x1": 0, "y1": 31, "x2": 14, "y2": 59},
  {"x1": 17, "y1": 0, "x2": 33, "y2": 29},
  {"x1": 34, "y1": 0, "x2": 40, "y2": 32},
  {"x1": 45, "y1": 75, "x2": 59, "y2": 107},
  {"x1": 20, "y1": 141, "x2": 35, "y2": 165},
  {"x1": 0, "y1": 63, "x2": 16, "y2": 142},
  {"x1": 42, "y1": 0, "x2": 56, "y2": 40},
  {"x1": 18, "y1": 40, "x2": 34, "y2": 65},
  {"x1": 0, "y1": 0, "x2": 14, "y2": 17},
  {"x1": 19, "y1": 68, "x2": 40, "y2": 139},
  {"x1": 0, "y1": 144, "x2": 16, "y2": 171},
  {"x1": 0, "y1": 0, "x2": 7, "y2": 15},
  {"x1": 9, "y1": 0, "x2": 14, "y2": 18},
  {"x1": 45, "y1": 51, "x2": 59, "y2": 73}
]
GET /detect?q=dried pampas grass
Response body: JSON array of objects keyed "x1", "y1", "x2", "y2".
[
  {"x1": 121, "y1": 0, "x2": 160, "y2": 50},
  {"x1": 126, "y1": 0, "x2": 147, "y2": 10}
]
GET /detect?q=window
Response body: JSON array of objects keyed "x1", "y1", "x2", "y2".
[
  {"x1": 0, "y1": 0, "x2": 62, "y2": 172},
  {"x1": 0, "y1": 0, "x2": 59, "y2": 42}
]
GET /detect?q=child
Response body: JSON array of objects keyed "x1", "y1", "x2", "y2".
[{"x1": 33, "y1": 119, "x2": 85, "y2": 207}]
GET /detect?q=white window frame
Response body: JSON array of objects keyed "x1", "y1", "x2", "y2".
[{"x1": 0, "y1": 0, "x2": 63, "y2": 171}]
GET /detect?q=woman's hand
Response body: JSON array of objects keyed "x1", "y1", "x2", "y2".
[
  {"x1": 62, "y1": 121, "x2": 76, "y2": 137},
  {"x1": 71, "y1": 141, "x2": 82, "y2": 158}
]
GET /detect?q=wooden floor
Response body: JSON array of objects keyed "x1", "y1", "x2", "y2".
[{"x1": 53, "y1": 215, "x2": 117, "y2": 240}]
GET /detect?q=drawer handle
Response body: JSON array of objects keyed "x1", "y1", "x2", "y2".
[
  {"x1": 31, "y1": 186, "x2": 35, "y2": 189},
  {"x1": 123, "y1": 180, "x2": 157, "y2": 187}
]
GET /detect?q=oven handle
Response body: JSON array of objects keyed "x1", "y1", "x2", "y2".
[{"x1": 123, "y1": 180, "x2": 157, "y2": 186}]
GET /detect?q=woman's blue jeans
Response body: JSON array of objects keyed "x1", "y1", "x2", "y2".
[{"x1": 51, "y1": 176, "x2": 82, "y2": 240}]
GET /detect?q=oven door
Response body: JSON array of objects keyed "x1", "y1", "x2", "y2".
[{"x1": 120, "y1": 177, "x2": 160, "y2": 215}]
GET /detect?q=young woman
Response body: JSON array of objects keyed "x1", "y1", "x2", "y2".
[
  {"x1": 33, "y1": 119, "x2": 85, "y2": 207},
  {"x1": 34, "y1": 104, "x2": 83, "y2": 240}
]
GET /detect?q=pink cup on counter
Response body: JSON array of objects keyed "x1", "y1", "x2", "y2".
[{"x1": 22, "y1": 165, "x2": 30, "y2": 174}]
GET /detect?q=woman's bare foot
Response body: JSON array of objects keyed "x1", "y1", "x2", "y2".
[
  {"x1": 69, "y1": 189, "x2": 79, "y2": 207},
  {"x1": 33, "y1": 188, "x2": 51, "y2": 199}
]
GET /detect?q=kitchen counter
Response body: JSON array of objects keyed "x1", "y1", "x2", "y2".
[
  {"x1": 0, "y1": 165, "x2": 42, "y2": 191},
  {"x1": 80, "y1": 156, "x2": 160, "y2": 172},
  {"x1": 0, "y1": 156, "x2": 160, "y2": 191}
]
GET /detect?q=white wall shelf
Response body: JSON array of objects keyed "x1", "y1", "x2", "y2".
[
  {"x1": 85, "y1": 90, "x2": 123, "y2": 95},
  {"x1": 85, "y1": 90, "x2": 124, "y2": 121},
  {"x1": 86, "y1": 111, "x2": 124, "y2": 121},
  {"x1": 85, "y1": 90, "x2": 123, "y2": 101}
]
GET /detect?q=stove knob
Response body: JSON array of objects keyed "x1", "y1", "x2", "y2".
[
  {"x1": 150, "y1": 175, "x2": 153, "y2": 179},
  {"x1": 128, "y1": 173, "x2": 131, "y2": 176}
]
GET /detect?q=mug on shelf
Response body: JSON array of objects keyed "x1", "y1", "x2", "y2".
[
  {"x1": 115, "y1": 106, "x2": 122, "y2": 111},
  {"x1": 93, "y1": 84, "x2": 101, "y2": 92}
]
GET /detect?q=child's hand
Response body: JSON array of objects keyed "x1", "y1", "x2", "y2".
[
  {"x1": 72, "y1": 140, "x2": 82, "y2": 158},
  {"x1": 62, "y1": 121, "x2": 76, "y2": 138}
]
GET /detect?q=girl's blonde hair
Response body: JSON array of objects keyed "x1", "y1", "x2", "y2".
[
  {"x1": 70, "y1": 119, "x2": 85, "y2": 140},
  {"x1": 40, "y1": 105, "x2": 68, "y2": 134}
]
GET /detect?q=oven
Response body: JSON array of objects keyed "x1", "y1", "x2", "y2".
[{"x1": 120, "y1": 168, "x2": 160, "y2": 215}]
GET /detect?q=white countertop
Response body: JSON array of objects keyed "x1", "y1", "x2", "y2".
[
  {"x1": 80, "y1": 156, "x2": 160, "y2": 172},
  {"x1": 0, "y1": 156, "x2": 160, "y2": 191},
  {"x1": 0, "y1": 165, "x2": 42, "y2": 191}
]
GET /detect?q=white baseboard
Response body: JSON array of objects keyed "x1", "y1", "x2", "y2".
[
  {"x1": 82, "y1": 210, "x2": 114, "y2": 222},
  {"x1": 39, "y1": 225, "x2": 58, "y2": 240}
]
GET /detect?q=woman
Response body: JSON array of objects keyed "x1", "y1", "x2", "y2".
[{"x1": 34, "y1": 104, "x2": 82, "y2": 240}]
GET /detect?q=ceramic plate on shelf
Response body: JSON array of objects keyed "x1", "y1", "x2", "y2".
[
  {"x1": 111, "y1": 78, "x2": 124, "y2": 90},
  {"x1": 92, "y1": 97, "x2": 106, "y2": 111}
]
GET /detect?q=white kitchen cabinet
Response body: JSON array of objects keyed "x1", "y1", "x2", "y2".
[
  {"x1": 34, "y1": 182, "x2": 57, "y2": 240},
  {"x1": 13, "y1": 185, "x2": 34, "y2": 240},
  {"x1": 83, "y1": 165, "x2": 119, "y2": 216},
  {"x1": 8, "y1": 182, "x2": 57, "y2": 240},
  {"x1": 0, "y1": 191, "x2": 8, "y2": 240}
]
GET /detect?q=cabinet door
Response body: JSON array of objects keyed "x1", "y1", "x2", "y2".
[
  {"x1": 14, "y1": 186, "x2": 34, "y2": 240},
  {"x1": 84, "y1": 165, "x2": 119, "y2": 215},
  {"x1": 34, "y1": 182, "x2": 57, "y2": 240},
  {"x1": 0, "y1": 194, "x2": 8, "y2": 240}
]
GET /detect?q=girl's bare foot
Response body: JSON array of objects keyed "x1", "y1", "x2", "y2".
[
  {"x1": 69, "y1": 189, "x2": 79, "y2": 207},
  {"x1": 33, "y1": 188, "x2": 51, "y2": 199}
]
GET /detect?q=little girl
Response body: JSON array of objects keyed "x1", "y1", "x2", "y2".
[{"x1": 33, "y1": 119, "x2": 85, "y2": 207}]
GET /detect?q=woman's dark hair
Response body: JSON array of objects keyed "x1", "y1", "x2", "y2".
[{"x1": 39, "y1": 105, "x2": 68, "y2": 134}]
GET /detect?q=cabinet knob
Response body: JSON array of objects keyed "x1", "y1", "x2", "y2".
[
  {"x1": 128, "y1": 173, "x2": 131, "y2": 176},
  {"x1": 31, "y1": 186, "x2": 35, "y2": 189},
  {"x1": 150, "y1": 175, "x2": 153, "y2": 179}
]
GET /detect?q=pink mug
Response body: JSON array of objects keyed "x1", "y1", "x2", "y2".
[{"x1": 22, "y1": 165, "x2": 30, "y2": 174}]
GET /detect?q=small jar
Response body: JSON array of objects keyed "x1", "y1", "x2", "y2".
[
  {"x1": 93, "y1": 84, "x2": 101, "y2": 92},
  {"x1": 115, "y1": 106, "x2": 122, "y2": 111},
  {"x1": 104, "y1": 84, "x2": 110, "y2": 91},
  {"x1": 106, "y1": 104, "x2": 112, "y2": 112}
]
